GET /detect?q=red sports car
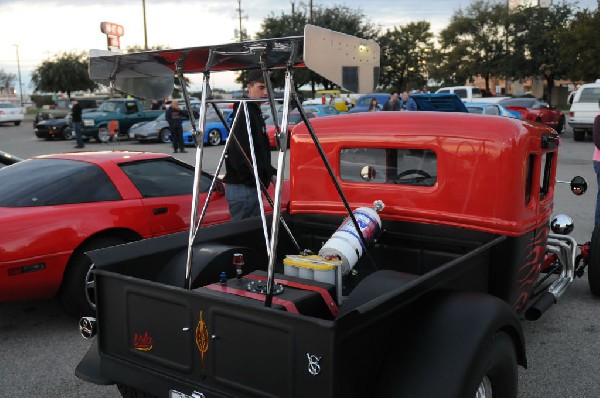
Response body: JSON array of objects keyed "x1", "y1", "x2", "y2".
[
  {"x1": 265, "y1": 111, "x2": 316, "y2": 148},
  {"x1": 0, "y1": 151, "x2": 231, "y2": 316},
  {"x1": 499, "y1": 97, "x2": 565, "y2": 133}
]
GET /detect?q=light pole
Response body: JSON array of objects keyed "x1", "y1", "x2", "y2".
[
  {"x1": 142, "y1": 0, "x2": 148, "y2": 50},
  {"x1": 13, "y1": 44, "x2": 23, "y2": 107}
]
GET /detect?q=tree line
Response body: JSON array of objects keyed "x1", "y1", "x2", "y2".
[{"x1": 29, "y1": 0, "x2": 600, "y2": 102}]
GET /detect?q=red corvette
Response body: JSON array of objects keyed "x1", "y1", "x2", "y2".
[
  {"x1": 499, "y1": 97, "x2": 565, "y2": 133},
  {"x1": 0, "y1": 151, "x2": 231, "y2": 316}
]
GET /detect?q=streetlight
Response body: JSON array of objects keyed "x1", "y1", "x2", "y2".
[
  {"x1": 142, "y1": 0, "x2": 148, "y2": 50},
  {"x1": 13, "y1": 44, "x2": 23, "y2": 107}
]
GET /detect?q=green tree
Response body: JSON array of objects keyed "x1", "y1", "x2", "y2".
[
  {"x1": 509, "y1": 1, "x2": 574, "y2": 103},
  {"x1": 436, "y1": 0, "x2": 509, "y2": 91},
  {"x1": 0, "y1": 69, "x2": 16, "y2": 94},
  {"x1": 558, "y1": 6, "x2": 600, "y2": 82},
  {"x1": 252, "y1": 4, "x2": 378, "y2": 96},
  {"x1": 31, "y1": 52, "x2": 96, "y2": 97},
  {"x1": 378, "y1": 21, "x2": 435, "y2": 91}
]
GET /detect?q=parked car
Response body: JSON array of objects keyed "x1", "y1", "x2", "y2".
[
  {"x1": 264, "y1": 111, "x2": 316, "y2": 148},
  {"x1": 0, "y1": 151, "x2": 232, "y2": 317},
  {"x1": 183, "y1": 110, "x2": 233, "y2": 146},
  {"x1": 568, "y1": 81, "x2": 600, "y2": 141},
  {"x1": 465, "y1": 102, "x2": 523, "y2": 119},
  {"x1": 348, "y1": 93, "x2": 390, "y2": 113},
  {"x1": 499, "y1": 97, "x2": 565, "y2": 133},
  {"x1": 302, "y1": 104, "x2": 340, "y2": 117},
  {"x1": 35, "y1": 108, "x2": 97, "y2": 140},
  {"x1": 411, "y1": 93, "x2": 469, "y2": 112},
  {"x1": 435, "y1": 86, "x2": 483, "y2": 102},
  {"x1": 0, "y1": 102, "x2": 24, "y2": 126},
  {"x1": 33, "y1": 98, "x2": 100, "y2": 127},
  {"x1": 0, "y1": 150, "x2": 22, "y2": 168},
  {"x1": 128, "y1": 113, "x2": 174, "y2": 143}
]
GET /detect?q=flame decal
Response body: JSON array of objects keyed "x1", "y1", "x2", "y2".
[
  {"x1": 513, "y1": 226, "x2": 549, "y2": 311},
  {"x1": 195, "y1": 311, "x2": 209, "y2": 369}
]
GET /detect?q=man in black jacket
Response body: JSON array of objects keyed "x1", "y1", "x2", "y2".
[
  {"x1": 165, "y1": 100, "x2": 188, "y2": 153},
  {"x1": 71, "y1": 99, "x2": 84, "y2": 149},
  {"x1": 223, "y1": 70, "x2": 276, "y2": 221}
]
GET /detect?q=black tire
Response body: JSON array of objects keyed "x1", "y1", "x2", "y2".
[
  {"x1": 574, "y1": 130, "x2": 585, "y2": 142},
  {"x1": 59, "y1": 237, "x2": 126, "y2": 317},
  {"x1": 207, "y1": 128, "x2": 222, "y2": 146},
  {"x1": 465, "y1": 332, "x2": 517, "y2": 398},
  {"x1": 588, "y1": 226, "x2": 600, "y2": 296},
  {"x1": 117, "y1": 383, "x2": 159, "y2": 398},
  {"x1": 61, "y1": 126, "x2": 73, "y2": 140},
  {"x1": 14, "y1": 121, "x2": 21, "y2": 126},
  {"x1": 159, "y1": 127, "x2": 171, "y2": 143},
  {"x1": 555, "y1": 117, "x2": 564, "y2": 134}
]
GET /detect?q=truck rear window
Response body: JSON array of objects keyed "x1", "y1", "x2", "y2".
[
  {"x1": 577, "y1": 87, "x2": 600, "y2": 103},
  {"x1": 340, "y1": 148, "x2": 437, "y2": 187}
]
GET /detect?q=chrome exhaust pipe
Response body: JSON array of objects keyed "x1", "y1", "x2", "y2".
[{"x1": 79, "y1": 317, "x2": 97, "y2": 339}]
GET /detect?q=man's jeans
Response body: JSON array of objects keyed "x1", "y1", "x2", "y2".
[
  {"x1": 73, "y1": 122, "x2": 83, "y2": 147},
  {"x1": 226, "y1": 183, "x2": 260, "y2": 221}
]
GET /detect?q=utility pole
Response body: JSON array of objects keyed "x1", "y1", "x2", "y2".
[
  {"x1": 13, "y1": 44, "x2": 23, "y2": 107},
  {"x1": 236, "y1": 0, "x2": 247, "y2": 92},
  {"x1": 142, "y1": 0, "x2": 148, "y2": 50}
]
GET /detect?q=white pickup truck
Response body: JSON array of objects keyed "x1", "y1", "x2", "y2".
[
  {"x1": 435, "y1": 86, "x2": 506, "y2": 103},
  {"x1": 568, "y1": 80, "x2": 600, "y2": 141}
]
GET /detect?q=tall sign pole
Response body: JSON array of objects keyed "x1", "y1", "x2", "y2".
[
  {"x1": 13, "y1": 44, "x2": 23, "y2": 107},
  {"x1": 142, "y1": 0, "x2": 148, "y2": 50}
]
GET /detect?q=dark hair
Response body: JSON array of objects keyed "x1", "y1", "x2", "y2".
[
  {"x1": 247, "y1": 69, "x2": 266, "y2": 85},
  {"x1": 391, "y1": 91, "x2": 398, "y2": 96}
]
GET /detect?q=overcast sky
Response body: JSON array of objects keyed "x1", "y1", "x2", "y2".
[{"x1": 0, "y1": 0, "x2": 596, "y2": 93}]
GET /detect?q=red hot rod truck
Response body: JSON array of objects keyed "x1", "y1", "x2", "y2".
[{"x1": 76, "y1": 26, "x2": 589, "y2": 398}]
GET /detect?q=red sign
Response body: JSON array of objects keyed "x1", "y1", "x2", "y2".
[
  {"x1": 107, "y1": 35, "x2": 121, "y2": 49},
  {"x1": 100, "y1": 21, "x2": 124, "y2": 37}
]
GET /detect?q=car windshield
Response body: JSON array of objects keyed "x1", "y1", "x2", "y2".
[
  {"x1": 466, "y1": 107, "x2": 484, "y2": 114},
  {"x1": 264, "y1": 113, "x2": 311, "y2": 125},
  {"x1": 0, "y1": 103, "x2": 17, "y2": 108},
  {"x1": 0, "y1": 159, "x2": 121, "y2": 207},
  {"x1": 98, "y1": 101, "x2": 121, "y2": 112}
]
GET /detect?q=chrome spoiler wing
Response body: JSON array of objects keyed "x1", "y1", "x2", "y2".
[{"x1": 88, "y1": 25, "x2": 380, "y2": 97}]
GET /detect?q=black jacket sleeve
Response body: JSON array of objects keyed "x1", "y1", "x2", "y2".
[{"x1": 594, "y1": 114, "x2": 600, "y2": 150}]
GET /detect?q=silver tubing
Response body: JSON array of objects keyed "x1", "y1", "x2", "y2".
[
  {"x1": 184, "y1": 73, "x2": 210, "y2": 290},
  {"x1": 242, "y1": 101, "x2": 271, "y2": 257},
  {"x1": 545, "y1": 234, "x2": 578, "y2": 299},
  {"x1": 265, "y1": 70, "x2": 293, "y2": 307}
]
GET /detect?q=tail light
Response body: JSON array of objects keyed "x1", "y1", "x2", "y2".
[{"x1": 569, "y1": 111, "x2": 574, "y2": 117}]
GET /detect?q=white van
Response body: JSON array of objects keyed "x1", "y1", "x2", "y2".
[{"x1": 568, "y1": 80, "x2": 600, "y2": 141}]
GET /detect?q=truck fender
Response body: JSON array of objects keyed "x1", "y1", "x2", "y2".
[
  {"x1": 75, "y1": 341, "x2": 114, "y2": 385},
  {"x1": 374, "y1": 290, "x2": 526, "y2": 398}
]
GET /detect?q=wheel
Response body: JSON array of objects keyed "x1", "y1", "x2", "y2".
[
  {"x1": 61, "y1": 126, "x2": 73, "y2": 140},
  {"x1": 59, "y1": 236, "x2": 127, "y2": 317},
  {"x1": 117, "y1": 383, "x2": 159, "y2": 398},
  {"x1": 97, "y1": 127, "x2": 110, "y2": 143},
  {"x1": 159, "y1": 127, "x2": 172, "y2": 143},
  {"x1": 14, "y1": 121, "x2": 21, "y2": 126},
  {"x1": 207, "y1": 128, "x2": 222, "y2": 146},
  {"x1": 588, "y1": 226, "x2": 600, "y2": 296},
  {"x1": 574, "y1": 130, "x2": 585, "y2": 141},
  {"x1": 466, "y1": 332, "x2": 517, "y2": 398},
  {"x1": 555, "y1": 117, "x2": 564, "y2": 134}
]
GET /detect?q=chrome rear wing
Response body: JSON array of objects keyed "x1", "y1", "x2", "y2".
[{"x1": 88, "y1": 25, "x2": 380, "y2": 307}]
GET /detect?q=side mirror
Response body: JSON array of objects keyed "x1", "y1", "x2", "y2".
[{"x1": 570, "y1": 176, "x2": 587, "y2": 195}]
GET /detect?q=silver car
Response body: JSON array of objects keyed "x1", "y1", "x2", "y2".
[{"x1": 128, "y1": 113, "x2": 189, "y2": 143}]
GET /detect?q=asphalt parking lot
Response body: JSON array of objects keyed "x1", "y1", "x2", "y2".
[{"x1": 0, "y1": 115, "x2": 599, "y2": 397}]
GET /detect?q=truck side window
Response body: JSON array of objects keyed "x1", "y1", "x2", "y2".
[
  {"x1": 525, "y1": 154, "x2": 535, "y2": 205},
  {"x1": 539, "y1": 152, "x2": 554, "y2": 200},
  {"x1": 455, "y1": 89, "x2": 467, "y2": 99},
  {"x1": 126, "y1": 102, "x2": 139, "y2": 114},
  {"x1": 340, "y1": 148, "x2": 437, "y2": 187}
]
